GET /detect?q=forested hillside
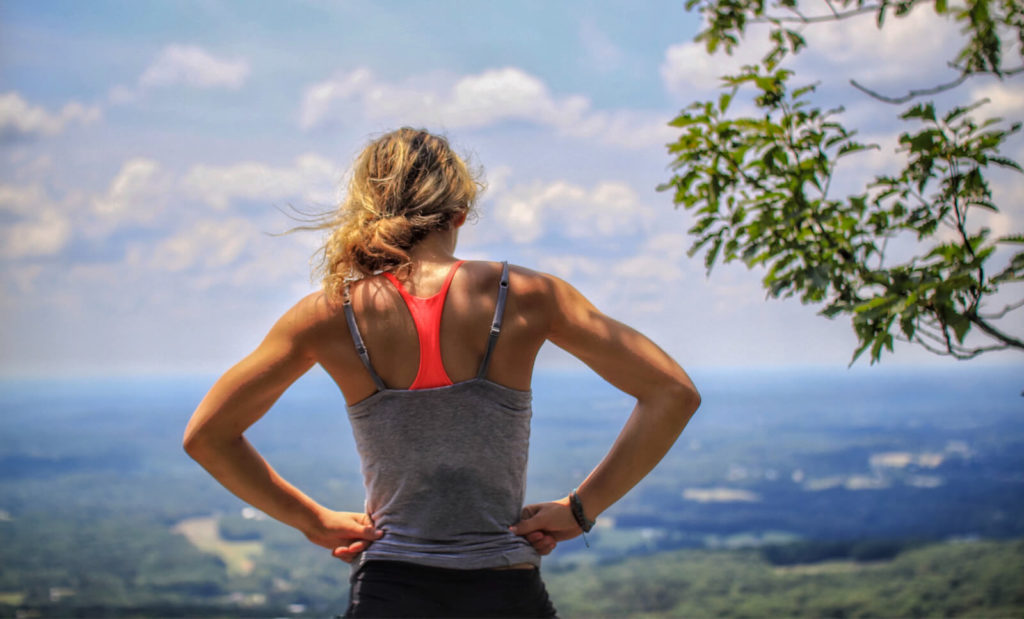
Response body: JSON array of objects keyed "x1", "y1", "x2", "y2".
[{"x1": 546, "y1": 539, "x2": 1024, "y2": 618}]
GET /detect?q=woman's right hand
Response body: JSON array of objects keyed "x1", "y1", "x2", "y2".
[{"x1": 304, "y1": 509, "x2": 385, "y2": 563}]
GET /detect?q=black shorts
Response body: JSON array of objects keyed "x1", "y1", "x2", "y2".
[{"x1": 344, "y1": 560, "x2": 559, "y2": 618}]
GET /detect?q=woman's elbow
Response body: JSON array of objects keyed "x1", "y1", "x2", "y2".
[
  {"x1": 667, "y1": 379, "x2": 701, "y2": 421},
  {"x1": 639, "y1": 377, "x2": 700, "y2": 426},
  {"x1": 182, "y1": 428, "x2": 205, "y2": 458},
  {"x1": 182, "y1": 423, "x2": 219, "y2": 460}
]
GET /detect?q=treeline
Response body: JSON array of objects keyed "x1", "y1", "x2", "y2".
[
  {"x1": 760, "y1": 538, "x2": 923, "y2": 565},
  {"x1": 545, "y1": 538, "x2": 1024, "y2": 618}
]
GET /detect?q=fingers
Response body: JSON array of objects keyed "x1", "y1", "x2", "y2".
[
  {"x1": 520, "y1": 504, "x2": 541, "y2": 520},
  {"x1": 360, "y1": 523, "x2": 385, "y2": 540},
  {"x1": 510, "y1": 503, "x2": 553, "y2": 536},
  {"x1": 332, "y1": 540, "x2": 368, "y2": 563},
  {"x1": 525, "y1": 530, "x2": 557, "y2": 556}
]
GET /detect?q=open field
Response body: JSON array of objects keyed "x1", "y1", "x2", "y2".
[{"x1": 171, "y1": 515, "x2": 263, "y2": 577}]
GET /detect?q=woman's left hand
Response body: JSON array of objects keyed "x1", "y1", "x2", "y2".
[
  {"x1": 522, "y1": 530, "x2": 558, "y2": 555},
  {"x1": 304, "y1": 509, "x2": 385, "y2": 563},
  {"x1": 511, "y1": 498, "x2": 580, "y2": 556}
]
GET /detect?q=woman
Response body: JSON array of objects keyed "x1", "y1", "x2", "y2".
[{"x1": 183, "y1": 128, "x2": 700, "y2": 618}]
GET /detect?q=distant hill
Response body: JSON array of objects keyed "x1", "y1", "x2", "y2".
[{"x1": 544, "y1": 539, "x2": 1024, "y2": 618}]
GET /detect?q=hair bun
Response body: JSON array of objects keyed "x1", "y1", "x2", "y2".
[{"x1": 316, "y1": 128, "x2": 483, "y2": 295}]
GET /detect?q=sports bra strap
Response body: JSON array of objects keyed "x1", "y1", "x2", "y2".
[
  {"x1": 477, "y1": 261, "x2": 510, "y2": 379},
  {"x1": 343, "y1": 287, "x2": 387, "y2": 391}
]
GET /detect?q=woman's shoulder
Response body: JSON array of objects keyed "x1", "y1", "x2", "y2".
[
  {"x1": 458, "y1": 261, "x2": 572, "y2": 325},
  {"x1": 460, "y1": 259, "x2": 558, "y2": 294},
  {"x1": 279, "y1": 290, "x2": 348, "y2": 341}
]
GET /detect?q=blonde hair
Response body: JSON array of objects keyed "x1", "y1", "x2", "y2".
[{"x1": 314, "y1": 128, "x2": 482, "y2": 298}]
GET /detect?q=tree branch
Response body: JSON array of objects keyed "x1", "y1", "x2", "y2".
[
  {"x1": 850, "y1": 74, "x2": 969, "y2": 104},
  {"x1": 909, "y1": 334, "x2": 1007, "y2": 359},
  {"x1": 754, "y1": 3, "x2": 887, "y2": 24},
  {"x1": 916, "y1": 320, "x2": 957, "y2": 349},
  {"x1": 978, "y1": 298, "x2": 1024, "y2": 319},
  {"x1": 969, "y1": 313, "x2": 1024, "y2": 350},
  {"x1": 850, "y1": 66, "x2": 1024, "y2": 104},
  {"x1": 902, "y1": 324, "x2": 1009, "y2": 359}
]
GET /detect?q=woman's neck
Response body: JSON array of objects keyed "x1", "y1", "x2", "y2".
[{"x1": 407, "y1": 227, "x2": 459, "y2": 266}]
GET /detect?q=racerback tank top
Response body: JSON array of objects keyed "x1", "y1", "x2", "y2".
[{"x1": 342, "y1": 261, "x2": 540, "y2": 569}]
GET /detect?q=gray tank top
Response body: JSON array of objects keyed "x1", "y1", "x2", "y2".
[{"x1": 343, "y1": 262, "x2": 540, "y2": 569}]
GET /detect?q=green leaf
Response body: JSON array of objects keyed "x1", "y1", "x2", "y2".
[
  {"x1": 950, "y1": 315, "x2": 971, "y2": 343},
  {"x1": 902, "y1": 103, "x2": 937, "y2": 122},
  {"x1": 849, "y1": 339, "x2": 871, "y2": 366},
  {"x1": 900, "y1": 314, "x2": 916, "y2": 339},
  {"x1": 705, "y1": 236, "x2": 724, "y2": 274},
  {"x1": 989, "y1": 156, "x2": 1023, "y2": 172},
  {"x1": 718, "y1": 91, "x2": 734, "y2": 113}
]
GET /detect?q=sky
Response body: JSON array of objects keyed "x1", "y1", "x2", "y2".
[{"x1": 0, "y1": 0, "x2": 1021, "y2": 377}]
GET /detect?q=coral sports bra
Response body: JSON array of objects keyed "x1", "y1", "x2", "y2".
[{"x1": 382, "y1": 260, "x2": 465, "y2": 390}]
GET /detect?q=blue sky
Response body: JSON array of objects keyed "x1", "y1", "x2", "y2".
[{"x1": 1, "y1": 0, "x2": 1021, "y2": 376}]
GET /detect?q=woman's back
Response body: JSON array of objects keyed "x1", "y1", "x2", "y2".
[
  {"x1": 333, "y1": 259, "x2": 546, "y2": 569},
  {"x1": 316, "y1": 260, "x2": 551, "y2": 406}
]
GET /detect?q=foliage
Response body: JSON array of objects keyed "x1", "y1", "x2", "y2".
[
  {"x1": 761, "y1": 538, "x2": 917, "y2": 565},
  {"x1": 661, "y1": 0, "x2": 1024, "y2": 363},
  {"x1": 545, "y1": 539, "x2": 1024, "y2": 618}
]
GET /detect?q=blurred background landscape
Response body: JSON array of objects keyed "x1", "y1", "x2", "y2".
[
  {"x1": 1, "y1": 365, "x2": 1022, "y2": 616},
  {"x1": 1, "y1": 0, "x2": 1021, "y2": 616}
]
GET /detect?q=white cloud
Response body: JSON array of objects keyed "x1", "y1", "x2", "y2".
[
  {"x1": 564, "y1": 108, "x2": 677, "y2": 149},
  {"x1": 0, "y1": 183, "x2": 47, "y2": 215},
  {"x1": 970, "y1": 81, "x2": 1024, "y2": 122},
  {"x1": 181, "y1": 153, "x2": 340, "y2": 210},
  {"x1": 661, "y1": 36, "x2": 770, "y2": 97},
  {"x1": 141, "y1": 45, "x2": 250, "y2": 89},
  {"x1": 300, "y1": 67, "x2": 585, "y2": 130},
  {"x1": 0, "y1": 183, "x2": 71, "y2": 258},
  {"x1": 299, "y1": 68, "x2": 374, "y2": 130},
  {"x1": 800, "y1": 6, "x2": 963, "y2": 87},
  {"x1": 2, "y1": 210, "x2": 71, "y2": 259},
  {"x1": 683, "y1": 487, "x2": 761, "y2": 503},
  {"x1": 492, "y1": 178, "x2": 654, "y2": 243},
  {"x1": 610, "y1": 233, "x2": 690, "y2": 282},
  {"x1": 109, "y1": 44, "x2": 250, "y2": 104},
  {"x1": 91, "y1": 158, "x2": 171, "y2": 223},
  {"x1": 299, "y1": 67, "x2": 671, "y2": 148},
  {"x1": 0, "y1": 92, "x2": 101, "y2": 139},
  {"x1": 137, "y1": 217, "x2": 256, "y2": 273}
]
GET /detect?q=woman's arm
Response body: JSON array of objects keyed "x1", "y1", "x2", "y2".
[
  {"x1": 182, "y1": 295, "x2": 383, "y2": 561},
  {"x1": 510, "y1": 274, "x2": 701, "y2": 544}
]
